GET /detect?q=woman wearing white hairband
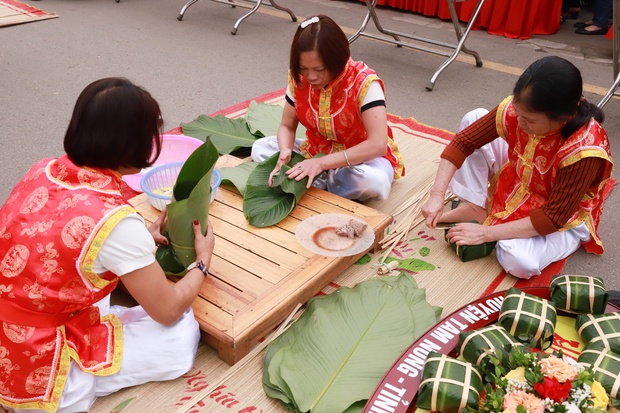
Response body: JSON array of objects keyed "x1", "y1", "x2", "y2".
[{"x1": 251, "y1": 14, "x2": 405, "y2": 202}]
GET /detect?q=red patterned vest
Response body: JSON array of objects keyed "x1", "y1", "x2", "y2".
[
  {"x1": 0, "y1": 156, "x2": 135, "y2": 411},
  {"x1": 485, "y1": 97, "x2": 614, "y2": 254},
  {"x1": 290, "y1": 58, "x2": 405, "y2": 179}
]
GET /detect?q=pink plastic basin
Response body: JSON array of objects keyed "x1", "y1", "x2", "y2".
[{"x1": 123, "y1": 134, "x2": 203, "y2": 192}]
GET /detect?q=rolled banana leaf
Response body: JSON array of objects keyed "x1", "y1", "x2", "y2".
[
  {"x1": 575, "y1": 312, "x2": 620, "y2": 354},
  {"x1": 458, "y1": 324, "x2": 524, "y2": 366},
  {"x1": 417, "y1": 351, "x2": 483, "y2": 413},
  {"x1": 498, "y1": 287, "x2": 556, "y2": 349},
  {"x1": 550, "y1": 274, "x2": 608, "y2": 314},
  {"x1": 243, "y1": 152, "x2": 308, "y2": 228},
  {"x1": 442, "y1": 223, "x2": 496, "y2": 262},
  {"x1": 577, "y1": 341, "x2": 620, "y2": 398},
  {"x1": 155, "y1": 139, "x2": 219, "y2": 275}
]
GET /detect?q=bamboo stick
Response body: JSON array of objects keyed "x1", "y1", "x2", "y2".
[
  {"x1": 390, "y1": 180, "x2": 434, "y2": 217},
  {"x1": 377, "y1": 186, "x2": 453, "y2": 264},
  {"x1": 173, "y1": 303, "x2": 304, "y2": 413}
]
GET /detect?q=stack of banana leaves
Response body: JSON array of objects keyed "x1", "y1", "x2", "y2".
[
  {"x1": 182, "y1": 101, "x2": 313, "y2": 228},
  {"x1": 181, "y1": 101, "x2": 306, "y2": 156},
  {"x1": 263, "y1": 273, "x2": 442, "y2": 413},
  {"x1": 158, "y1": 102, "x2": 312, "y2": 275}
]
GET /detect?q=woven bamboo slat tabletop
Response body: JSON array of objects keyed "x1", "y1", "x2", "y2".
[{"x1": 129, "y1": 154, "x2": 393, "y2": 364}]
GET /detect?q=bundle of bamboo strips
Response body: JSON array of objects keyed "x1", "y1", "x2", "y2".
[{"x1": 378, "y1": 180, "x2": 453, "y2": 264}]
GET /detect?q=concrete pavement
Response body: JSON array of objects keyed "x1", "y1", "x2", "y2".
[{"x1": 0, "y1": 0, "x2": 618, "y2": 288}]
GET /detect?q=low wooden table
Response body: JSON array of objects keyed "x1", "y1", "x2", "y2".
[{"x1": 129, "y1": 155, "x2": 392, "y2": 365}]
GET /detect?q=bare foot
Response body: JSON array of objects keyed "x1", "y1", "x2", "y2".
[{"x1": 438, "y1": 202, "x2": 487, "y2": 224}]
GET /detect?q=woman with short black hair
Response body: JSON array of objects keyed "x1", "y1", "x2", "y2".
[
  {"x1": 64, "y1": 77, "x2": 163, "y2": 170},
  {"x1": 0, "y1": 77, "x2": 214, "y2": 413},
  {"x1": 251, "y1": 14, "x2": 405, "y2": 202}
]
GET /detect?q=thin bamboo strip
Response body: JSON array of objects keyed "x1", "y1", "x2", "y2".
[
  {"x1": 380, "y1": 182, "x2": 434, "y2": 248},
  {"x1": 381, "y1": 190, "x2": 430, "y2": 246},
  {"x1": 173, "y1": 303, "x2": 304, "y2": 413},
  {"x1": 381, "y1": 180, "x2": 435, "y2": 242},
  {"x1": 390, "y1": 180, "x2": 434, "y2": 217},
  {"x1": 378, "y1": 190, "x2": 453, "y2": 264}
]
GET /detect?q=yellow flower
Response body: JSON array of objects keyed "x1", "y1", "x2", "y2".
[
  {"x1": 590, "y1": 380, "x2": 609, "y2": 409},
  {"x1": 505, "y1": 367, "x2": 526, "y2": 382}
]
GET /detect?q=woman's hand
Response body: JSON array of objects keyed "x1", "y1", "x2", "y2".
[
  {"x1": 268, "y1": 148, "x2": 293, "y2": 187},
  {"x1": 446, "y1": 222, "x2": 490, "y2": 245},
  {"x1": 193, "y1": 220, "x2": 215, "y2": 266},
  {"x1": 148, "y1": 209, "x2": 169, "y2": 245},
  {"x1": 422, "y1": 192, "x2": 445, "y2": 228},
  {"x1": 422, "y1": 159, "x2": 459, "y2": 228},
  {"x1": 286, "y1": 158, "x2": 324, "y2": 188}
]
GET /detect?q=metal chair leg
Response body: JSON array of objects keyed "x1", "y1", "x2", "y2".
[
  {"x1": 268, "y1": 0, "x2": 297, "y2": 22},
  {"x1": 598, "y1": 72, "x2": 620, "y2": 108},
  {"x1": 178, "y1": 0, "x2": 296, "y2": 34},
  {"x1": 177, "y1": 0, "x2": 199, "y2": 21},
  {"x1": 427, "y1": 0, "x2": 485, "y2": 91},
  {"x1": 599, "y1": 0, "x2": 619, "y2": 108},
  {"x1": 349, "y1": 0, "x2": 485, "y2": 91},
  {"x1": 231, "y1": 0, "x2": 262, "y2": 34},
  {"x1": 230, "y1": 0, "x2": 295, "y2": 34},
  {"x1": 350, "y1": 0, "x2": 402, "y2": 43},
  {"x1": 348, "y1": 1, "x2": 373, "y2": 43}
]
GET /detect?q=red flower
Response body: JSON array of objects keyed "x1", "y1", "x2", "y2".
[{"x1": 533, "y1": 376, "x2": 572, "y2": 403}]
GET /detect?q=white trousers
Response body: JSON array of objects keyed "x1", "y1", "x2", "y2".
[
  {"x1": 449, "y1": 109, "x2": 591, "y2": 279},
  {"x1": 2, "y1": 299, "x2": 200, "y2": 413},
  {"x1": 251, "y1": 136, "x2": 395, "y2": 201}
]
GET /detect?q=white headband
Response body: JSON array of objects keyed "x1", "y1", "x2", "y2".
[{"x1": 300, "y1": 16, "x2": 319, "y2": 29}]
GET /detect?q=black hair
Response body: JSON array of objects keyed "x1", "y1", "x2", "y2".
[
  {"x1": 64, "y1": 77, "x2": 162, "y2": 169},
  {"x1": 513, "y1": 56, "x2": 604, "y2": 139},
  {"x1": 290, "y1": 15, "x2": 350, "y2": 85}
]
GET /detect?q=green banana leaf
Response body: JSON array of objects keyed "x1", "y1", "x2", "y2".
[
  {"x1": 181, "y1": 114, "x2": 257, "y2": 155},
  {"x1": 263, "y1": 274, "x2": 442, "y2": 412},
  {"x1": 245, "y1": 100, "x2": 307, "y2": 139},
  {"x1": 342, "y1": 401, "x2": 365, "y2": 413},
  {"x1": 155, "y1": 139, "x2": 219, "y2": 275},
  {"x1": 217, "y1": 161, "x2": 258, "y2": 197},
  {"x1": 243, "y1": 152, "x2": 308, "y2": 227}
]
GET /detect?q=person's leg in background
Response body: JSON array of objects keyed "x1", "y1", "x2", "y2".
[
  {"x1": 561, "y1": 0, "x2": 582, "y2": 22},
  {"x1": 575, "y1": 0, "x2": 612, "y2": 34}
]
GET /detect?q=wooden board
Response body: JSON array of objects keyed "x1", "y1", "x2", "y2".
[{"x1": 129, "y1": 155, "x2": 392, "y2": 365}]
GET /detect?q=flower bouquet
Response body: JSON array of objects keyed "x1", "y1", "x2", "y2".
[{"x1": 461, "y1": 345, "x2": 613, "y2": 413}]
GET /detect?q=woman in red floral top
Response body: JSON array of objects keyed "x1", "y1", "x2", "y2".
[
  {"x1": 251, "y1": 14, "x2": 405, "y2": 202},
  {"x1": 0, "y1": 78, "x2": 214, "y2": 412},
  {"x1": 422, "y1": 56, "x2": 613, "y2": 279}
]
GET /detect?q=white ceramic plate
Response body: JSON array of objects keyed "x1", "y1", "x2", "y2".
[{"x1": 295, "y1": 213, "x2": 375, "y2": 257}]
